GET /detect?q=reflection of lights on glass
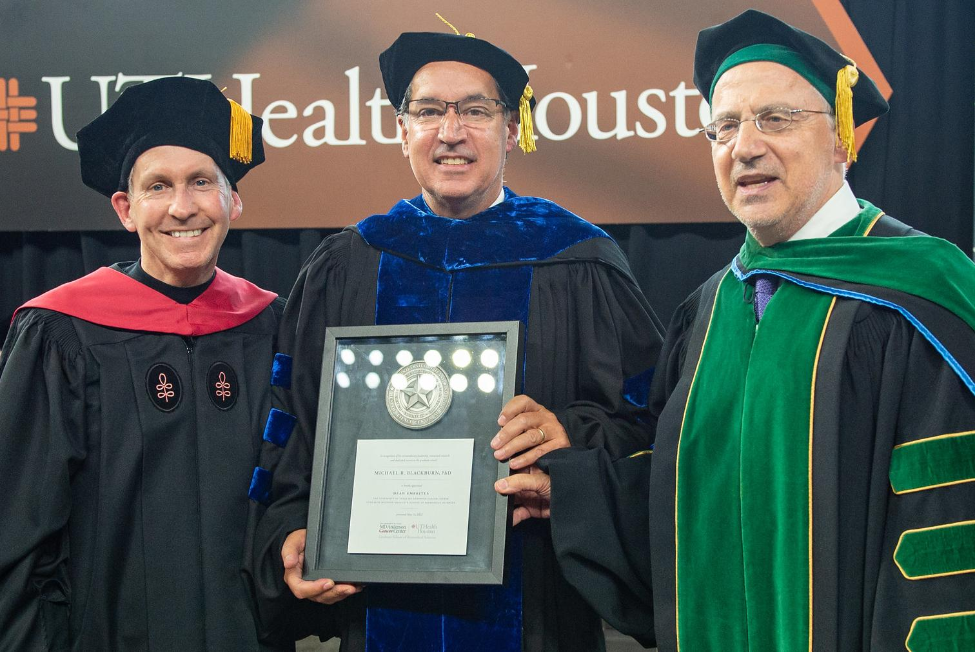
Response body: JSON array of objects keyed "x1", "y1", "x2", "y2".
[
  {"x1": 477, "y1": 374, "x2": 496, "y2": 393},
  {"x1": 396, "y1": 350, "x2": 413, "y2": 366},
  {"x1": 423, "y1": 350, "x2": 442, "y2": 368},
  {"x1": 480, "y1": 349, "x2": 499, "y2": 368},
  {"x1": 452, "y1": 349, "x2": 472, "y2": 368},
  {"x1": 336, "y1": 372, "x2": 351, "y2": 389},
  {"x1": 365, "y1": 372, "x2": 380, "y2": 389},
  {"x1": 340, "y1": 349, "x2": 356, "y2": 365},
  {"x1": 419, "y1": 374, "x2": 437, "y2": 391},
  {"x1": 390, "y1": 373, "x2": 408, "y2": 390},
  {"x1": 450, "y1": 374, "x2": 468, "y2": 392},
  {"x1": 369, "y1": 350, "x2": 384, "y2": 366}
]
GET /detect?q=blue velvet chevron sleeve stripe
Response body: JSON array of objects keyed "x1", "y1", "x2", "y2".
[{"x1": 263, "y1": 408, "x2": 296, "y2": 448}]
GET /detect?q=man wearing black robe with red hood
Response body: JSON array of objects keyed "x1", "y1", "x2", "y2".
[{"x1": 0, "y1": 77, "x2": 288, "y2": 650}]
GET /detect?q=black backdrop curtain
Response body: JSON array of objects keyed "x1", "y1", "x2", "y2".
[{"x1": 2, "y1": 0, "x2": 972, "y2": 343}]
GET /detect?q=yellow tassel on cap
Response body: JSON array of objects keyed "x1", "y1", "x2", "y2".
[
  {"x1": 835, "y1": 58, "x2": 859, "y2": 164},
  {"x1": 436, "y1": 13, "x2": 474, "y2": 38},
  {"x1": 228, "y1": 98, "x2": 253, "y2": 164},
  {"x1": 432, "y1": 12, "x2": 533, "y2": 152},
  {"x1": 518, "y1": 85, "x2": 536, "y2": 154}
]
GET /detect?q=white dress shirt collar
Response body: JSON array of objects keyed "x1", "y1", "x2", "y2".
[
  {"x1": 490, "y1": 188, "x2": 506, "y2": 208},
  {"x1": 788, "y1": 181, "x2": 861, "y2": 241}
]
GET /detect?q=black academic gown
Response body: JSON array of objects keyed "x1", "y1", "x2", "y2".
[
  {"x1": 249, "y1": 189, "x2": 663, "y2": 652},
  {"x1": 540, "y1": 216, "x2": 975, "y2": 651},
  {"x1": 0, "y1": 265, "x2": 287, "y2": 651}
]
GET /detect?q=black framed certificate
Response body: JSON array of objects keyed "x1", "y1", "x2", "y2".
[{"x1": 303, "y1": 321, "x2": 523, "y2": 585}]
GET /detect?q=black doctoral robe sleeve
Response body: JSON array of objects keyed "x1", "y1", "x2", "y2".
[
  {"x1": 533, "y1": 291, "x2": 699, "y2": 649},
  {"x1": 247, "y1": 230, "x2": 378, "y2": 644},
  {"x1": 0, "y1": 310, "x2": 85, "y2": 651},
  {"x1": 830, "y1": 303, "x2": 975, "y2": 651},
  {"x1": 539, "y1": 448, "x2": 655, "y2": 647},
  {"x1": 528, "y1": 245, "x2": 664, "y2": 459}
]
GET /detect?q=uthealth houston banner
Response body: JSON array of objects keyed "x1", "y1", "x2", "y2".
[{"x1": 0, "y1": 0, "x2": 888, "y2": 231}]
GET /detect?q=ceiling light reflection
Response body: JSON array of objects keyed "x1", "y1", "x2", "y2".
[
  {"x1": 480, "y1": 349, "x2": 499, "y2": 369},
  {"x1": 477, "y1": 374, "x2": 496, "y2": 393},
  {"x1": 450, "y1": 374, "x2": 468, "y2": 392},
  {"x1": 452, "y1": 349, "x2": 472, "y2": 368},
  {"x1": 419, "y1": 373, "x2": 437, "y2": 391},
  {"x1": 390, "y1": 373, "x2": 408, "y2": 390},
  {"x1": 423, "y1": 350, "x2": 443, "y2": 368}
]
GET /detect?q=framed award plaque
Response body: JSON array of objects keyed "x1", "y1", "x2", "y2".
[{"x1": 303, "y1": 321, "x2": 523, "y2": 584}]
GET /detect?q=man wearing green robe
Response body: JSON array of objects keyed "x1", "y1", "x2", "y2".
[{"x1": 496, "y1": 10, "x2": 975, "y2": 651}]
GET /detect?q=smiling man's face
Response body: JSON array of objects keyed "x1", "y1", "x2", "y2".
[
  {"x1": 111, "y1": 145, "x2": 242, "y2": 287},
  {"x1": 710, "y1": 61, "x2": 847, "y2": 245},
  {"x1": 399, "y1": 60, "x2": 518, "y2": 219}
]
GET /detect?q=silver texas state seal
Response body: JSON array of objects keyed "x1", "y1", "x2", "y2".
[{"x1": 385, "y1": 361, "x2": 452, "y2": 429}]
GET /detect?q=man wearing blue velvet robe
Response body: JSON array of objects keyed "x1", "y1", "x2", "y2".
[{"x1": 246, "y1": 25, "x2": 663, "y2": 652}]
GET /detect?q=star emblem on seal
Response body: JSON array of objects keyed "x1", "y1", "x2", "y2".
[
  {"x1": 402, "y1": 377, "x2": 433, "y2": 409},
  {"x1": 385, "y1": 361, "x2": 452, "y2": 429}
]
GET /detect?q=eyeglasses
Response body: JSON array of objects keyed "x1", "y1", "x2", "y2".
[
  {"x1": 404, "y1": 98, "x2": 507, "y2": 128},
  {"x1": 702, "y1": 108, "x2": 833, "y2": 142}
]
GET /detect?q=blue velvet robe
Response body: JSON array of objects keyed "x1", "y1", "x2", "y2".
[{"x1": 249, "y1": 189, "x2": 662, "y2": 651}]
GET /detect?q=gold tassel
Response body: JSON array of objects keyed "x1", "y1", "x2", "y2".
[
  {"x1": 835, "y1": 59, "x2": 859, "y2": 163},
  {"x1": 228, "y1": 98, "x2": 253, "y2": 164},
  {"x1": 436, "y1": 13, "x2": 475, "y2": 38},
  {"x1": 433, "y1": 12, "x2": 529, "y2": 150},
  {"x1": 518, "y1": 85, "x2": 536, "y2": 154}
]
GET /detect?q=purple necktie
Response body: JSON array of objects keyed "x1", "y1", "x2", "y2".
[{"x1": 753, "y1": 276, "x2": 779, "y2": 321}]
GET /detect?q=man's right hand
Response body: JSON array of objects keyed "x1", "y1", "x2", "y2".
[{"x1": 282, "y1": 529, "x2": 362, "y2": 604}]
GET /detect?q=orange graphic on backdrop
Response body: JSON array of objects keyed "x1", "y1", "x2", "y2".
[
  {"x1": 0, "y1": 78, "x2": 38, "y2": 152},
  {"x1": 811, "y1": 0, "x2": 893, "y2": 151}
]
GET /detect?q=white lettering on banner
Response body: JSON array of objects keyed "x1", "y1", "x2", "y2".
[
  {"x1": 42, "y1": 66, "x2": 711, "y2": 152},
  {"x1": 90, "y1": 77, "x2": 115, "y2": 113},
  {"x1": 302, "y1": 100, "x2": 337, "y2": 147},
  {"x1": 233, "y1": 73, "x2": 261, "y2": 114},
  {"x1": 337, "y1": 67, "x2": 367, "y2": 146},
  {"x1": 262, "y1": 100, "x2": 298, "y2": 147},
  {"x1": 636, "y1": 89, "x2": 667, "y2": 138},
  {"x1": 299, "y1": 67, "x2": 368, "y2": 147},
  {"x1": 366, "y1": 88, "x2": 400, "y2": 144},
  {"x1": 584, "y1": 90, "x2": 636, "y2": 140},
  {"x1": 669, "y1": 81, "x2": 704, "y2": 138},
  {"x1": 41, "y1": 76, "x2": 76, "y2": 150},
  {"x1": 535, "y1": 91, "x2": 583, "y2": 141}
]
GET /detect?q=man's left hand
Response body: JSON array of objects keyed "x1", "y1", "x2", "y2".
[
  {"x1": 491, "y1": 394, "x2": 570, "y2": 470},
  {"x1": 494, "y1": 465, "x2": 552, "y2": 525}
]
